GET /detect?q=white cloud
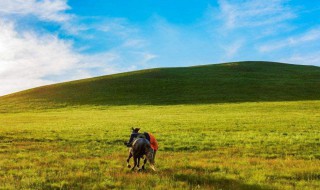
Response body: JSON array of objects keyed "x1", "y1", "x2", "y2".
[
  {"x1": 0, "y1": 18, "x2": 158, "y2": 96},
  {"x1": 259, "y1": 27, "x2": 320, "y2": 52},
  {"x1": 97, "y1": 18, "x2": 140, "y2": 39},
  {"x1": 217, "y1": 0, "x2": 295, "y2": 29},
  {"x1": 0, "y1": 0, "x2": 71, "y2": 22},
  {"x1": 0, "y1": 0, "x2": 79, "y2": 95},
  {"x1": 222, "y1": 39, "x2": 244, "y2": 58},
  {"x1": 282, "y1": 52, "x2": 320, "y2": 66},
  {"x1": 0, "y1": 19, "x2": 130, "y2": 96},
  {"x1": 142, "y1": 53, "x2": 157, "y2": 63},
  {"x1": 0, "y1": 19, "x2": 80, "y2": 95},
  {"x1": 122, "y1": 39, "x2": 147, "y2": 48}
]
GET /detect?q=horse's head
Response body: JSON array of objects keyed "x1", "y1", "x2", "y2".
[
  {"x1": 131, "y1": 127, "x2": 140, "y2": 134},
  {"x1": 124, "y1": 127, "x2": 141, "y2": 147}
]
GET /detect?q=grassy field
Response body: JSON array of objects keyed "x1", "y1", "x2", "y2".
[
  {"x1": 1, "y1": 61, "x2": 320, "y2": 112},
  {"x1": 0, "y1": 101, "x2": 319, "y2": 189},
  {"x1": 0, "y1": 62, "x2": 319, "y2": 189}
]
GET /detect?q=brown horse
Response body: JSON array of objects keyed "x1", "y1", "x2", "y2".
[{"x1": 126, "y1": 138, "x2": 156, "y2": 171}]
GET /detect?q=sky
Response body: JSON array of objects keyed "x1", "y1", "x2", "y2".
[{"x1": 0, "y1": 0, "x2": 320, "y2": 96}]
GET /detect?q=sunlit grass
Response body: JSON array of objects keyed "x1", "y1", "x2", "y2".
[{"x1": 0, "y1": 101, "x2": 319, "y2": 189}]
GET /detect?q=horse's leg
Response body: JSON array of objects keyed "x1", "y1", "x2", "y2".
[
  {"x1": 137, "y1": 157, "x2": 140, "y2": 168},
  {"x1": 138, "y1": 157, "x2": 147, "y2": 171},
  {"x1": 126, "y1": 151, "x2": 132, "y2": 168},
  {"x1": 153, "y1": 150, "x2": 157, "y2": 162},
  {"x1": 131, "y1": 156, "x2": 137, "y2": 171},
  {"x1": 141, "y1": 157, "x2": 147, "y2": 170}
]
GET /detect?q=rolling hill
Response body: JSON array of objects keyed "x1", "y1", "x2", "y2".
[{"x1": 1, "y1": 61, "x2": 320, "y2": 111}]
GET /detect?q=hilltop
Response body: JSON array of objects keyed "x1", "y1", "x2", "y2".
[{"x1": 1, "y1": 61, "x2": 320, "y2": 111}]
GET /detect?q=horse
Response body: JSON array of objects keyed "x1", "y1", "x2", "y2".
[{"x1": 126, "y1": 138, "x2": 156, "y2": 171}]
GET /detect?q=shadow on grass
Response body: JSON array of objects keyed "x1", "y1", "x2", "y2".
[{"x1": 174, "y1": 173, "x2": 274, "y2": 190}]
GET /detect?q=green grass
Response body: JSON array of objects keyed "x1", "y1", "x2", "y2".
[
  {"x1": 0, "y1": 102, "x2": 319, "y2": 189},
  {"x1": 0, "y1": 61, "x2": 320, "y2": 189},
  {"x1": 1, "y1": 61, "x2": 320, "y2": 112}
]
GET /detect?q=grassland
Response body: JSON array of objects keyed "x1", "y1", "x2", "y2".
[
  {"x1": 0, "y1": 62, "x2": 319, "y2": 189},
  {"x1": 1, "y1": 61, "x2": 320, "y2": 112},
  {"x1": 0, "y1": 102, "x2": 319, "y2": 189}
]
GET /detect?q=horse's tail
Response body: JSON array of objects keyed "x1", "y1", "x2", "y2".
[{"x1": 150, "y1": 164, "x2": 156, "y2": 171}]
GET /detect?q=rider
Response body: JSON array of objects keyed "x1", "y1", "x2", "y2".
[{"x1": 125, "y1": 128, "x2": 158, "y2": 158}]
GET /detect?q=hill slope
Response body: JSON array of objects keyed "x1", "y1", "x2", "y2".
[{"x1": 1, "y1": 61, "x2": 320, "y2": 111}]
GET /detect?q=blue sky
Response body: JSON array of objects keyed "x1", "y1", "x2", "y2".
[{"x1": 0, "y1": 0, "x2": 320, "y2": 95}]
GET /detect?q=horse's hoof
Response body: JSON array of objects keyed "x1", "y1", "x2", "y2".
[{"x1": 127, "y1": 165, "x2": 131, "y2": 168}]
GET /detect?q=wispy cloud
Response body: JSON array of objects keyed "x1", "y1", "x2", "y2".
[
  {"x1": 259, "y1": 27, "x2": 320, "y2": 52},
  {"x1": 209, "y1": 0, "x2": 320, "y2": 63},
  {"x1": 204, "y1": 0, "x2": 297, "y2": 62},
  {"x1": 0, "y1": 0, "x2": 71, "y2": 22},
  {"x1": 282, "y1": 51, "x2": 320, "y2": 66},
  {"x1": 221, "y1": 39, "x2": 244, "y2": 58},
  {"x1": 217, "y1": 0, "x2": 296, "y2": 30}
]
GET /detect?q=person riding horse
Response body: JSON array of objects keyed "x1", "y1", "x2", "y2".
[{"x1": 125, "y1": 128, "x2": 158, "y2": 160}]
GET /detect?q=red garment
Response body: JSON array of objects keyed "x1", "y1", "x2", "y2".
[{"x1": 148, "y1": 133, "x2": 158, "y2": 151}]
